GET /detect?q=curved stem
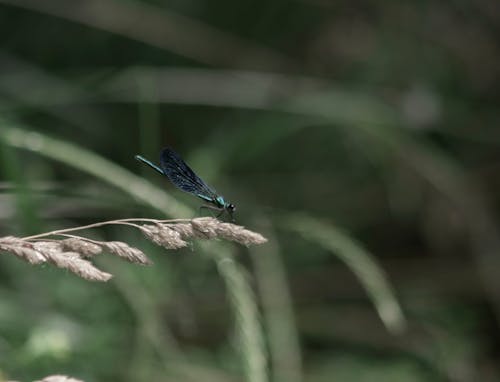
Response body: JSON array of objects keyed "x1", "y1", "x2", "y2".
[
  {"x1": 21, "y1": 217, "x2": 210, "y2": 241},
  {"x1": 22, "y1": 219, "x2": 147, "y2": 240}
]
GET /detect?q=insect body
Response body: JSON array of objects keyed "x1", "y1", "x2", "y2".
[{"x1": 135, "y1": 148, "x2": 236, "y2": 220}]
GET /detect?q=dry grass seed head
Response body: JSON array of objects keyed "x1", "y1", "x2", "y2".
[
  {"x1": 1, "y1": 238, "x2": 110, "y2": 281},
  {"x1": 141, "y1": 224, "x2": 188, "y2": 249},
  {"x1": 36, "y1": 375, "x2": 85, "y2": 382},
  {"x1": 42, "y1": 249, "x2": 112, "y2": 282},
  {"x1": 167, "y1": 222, "x2": 194, "y2": 237},
  {"x1": 61, "y1": 237, "x2": 102, "y2": 257},
  {"x1": 0, "y1": 236, "x2": 46, "y2": 264},
  {"x1": 191, "y1": 218, "x2": 268, "y2": 246},
  {"x1": 190, "y1": 217, "x2": 219, "y2": 239},
  {"x1": 101, "y1": 241, "x2": 152, "y2": 265}
]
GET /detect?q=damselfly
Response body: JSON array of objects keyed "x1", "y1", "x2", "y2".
[{"x1": 135, "y1": 148, "x2": 236, "y2": 220}]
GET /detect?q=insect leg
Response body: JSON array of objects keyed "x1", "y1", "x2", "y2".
[{"x1": 199, "y1": 205, "x2": 224, "y2": 218}]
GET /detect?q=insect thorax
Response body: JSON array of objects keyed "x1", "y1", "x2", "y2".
[{"x1": 215, "y1": 196, "x2": 226, "y2": 208}]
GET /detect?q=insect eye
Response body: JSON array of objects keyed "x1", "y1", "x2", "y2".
[{"x1": 229, "y1": 204, "x2": 236, "y2": 211}]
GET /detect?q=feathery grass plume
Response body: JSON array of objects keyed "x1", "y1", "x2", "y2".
[
  {"x1": 0, "y1": 238, "x2": 110, "y2": 281},
  {"x1": 100, "y1": 241, "x2": 152, "y2": 265},
  {"x1": 190, "y1": 217, "x2": 268, "y2": 246},
  {"x1": 32, "y1": 241, "x2": 112, "y2": 282},
  {"x1": 166, "y1": 220, "x2": 195, "y2": 237},
  {"x1": 141, "y1": 224, "x2": 188, "y2": 249},
  {"x1": 35, "y1": 375, "x2": 84, "y2": 382},
  {"x1": 1, "y1": 218, "x2": 267, "y2": 283},
  {"x1": 47, "y1": 251, "x2": 112, "y2": 282},
  {"x1": 0, "y1": 236, "x2": 45, "y2": 264},
  {"x1": 61, "y1": 237, "x2": 103, "y2": 257}
]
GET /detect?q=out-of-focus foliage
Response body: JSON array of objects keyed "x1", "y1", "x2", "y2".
[{"x1": 0, "y1": 0, "x2": 499, "y2": 381}]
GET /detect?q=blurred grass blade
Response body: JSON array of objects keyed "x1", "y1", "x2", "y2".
[
  {"x1": 0, "y1": 52, "x2": 105, "y2": 132},
  {"x1": 0, "y1": 0, "x2": 293, "y2": 71},
  {"x1": 283, "y1": 213, "x2": 406, "y2": 334},
  {"x1": 208, "y1": 243, "x2": 268, "y2": 382},
  {"x1": 0, "y1": 135, "x2": 40, "y2": 234},
  {"x1": 250, "y1": 220, "x2": 302, "y2": 382},
  {"x1": 286, "y1": 90, "x2": 500, "y2": 324},
  {"x1": 137, "y1": 74, "x2": 161, "y2": 167},
  {"x1": 0, "y1": 122, "x2": 192, "y2": 217}
]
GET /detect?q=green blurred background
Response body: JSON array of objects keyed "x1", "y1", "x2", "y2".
[{"x1": 0, "y1": 0, "x2": 499, "y2": 381}]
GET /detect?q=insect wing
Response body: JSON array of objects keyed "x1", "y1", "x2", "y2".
[
  {"x1": 159, "y1": 147, "x2": 218, "y2": 201},
  {"x1": 134, "y1": 155, "x2": 164, "y2": 175}
]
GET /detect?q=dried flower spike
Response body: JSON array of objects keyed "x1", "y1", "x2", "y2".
[
  {"x1": 0, "y1": 236, "x2": 46, "y2": 264},
  {"x1": 61, "y1": 238, "x2": 102, "y2": 257},
  {"x1": 1, "y1": 217, "x2": 267, "y2": 283},
  {"x1": 36, "y1": 375, "x2": 85, "y2": 382},
  {"x1": 44, "y1": 250, "x2": 112, "y2": 282},
  {"x1": 101, "y1": 241, "x2": 152, "y2": 265},
  {"x1": 190, "y1": 218, "x2": 268, "y2": 246},
  {"x1": 141, "y1": 224, "x2": 188, "y2": 249}
]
